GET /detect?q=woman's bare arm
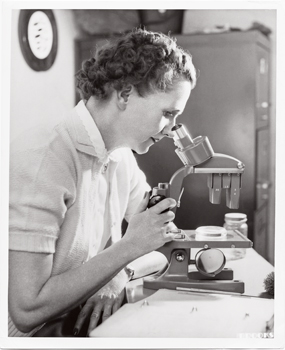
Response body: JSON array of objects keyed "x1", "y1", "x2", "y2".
[
  {"x1": 9, "y1": 197, "x2": 176, "y2": 333},
  {"x1": 9, "y1": 239, "x2": 134, "y2": 333}
]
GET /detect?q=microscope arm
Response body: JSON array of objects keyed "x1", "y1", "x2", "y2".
[{"x1": 193, "y1": 153, "x2": 244, "y2": 173}]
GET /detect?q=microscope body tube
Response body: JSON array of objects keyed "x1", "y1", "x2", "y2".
[{"x1": 149, "y1": 124, "x2": 245, "y2": 211}]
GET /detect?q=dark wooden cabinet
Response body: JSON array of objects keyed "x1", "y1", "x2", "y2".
[{"x1": 75, "y1": 30, "x2": 272, "y2": 259}]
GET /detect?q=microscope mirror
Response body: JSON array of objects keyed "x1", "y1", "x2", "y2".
[{"x1": 195, "y1": 248, "x2": 226, "y2": 277}]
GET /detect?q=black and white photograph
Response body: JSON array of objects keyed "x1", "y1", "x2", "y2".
[{"x1": 1, "y1": 1, "x2": 284, "y2": 349}]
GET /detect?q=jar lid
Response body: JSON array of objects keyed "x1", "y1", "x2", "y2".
[
  {"x1": 225, "y1": 213, "x2": 247, "y2": 221},
  {"x1": 195, "y1": 226, "x2": 227, "y2": 238}
]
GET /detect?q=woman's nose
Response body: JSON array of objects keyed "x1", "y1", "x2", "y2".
[{"x1": 163, "y1": 121, "x2": 177, "y2": 138}]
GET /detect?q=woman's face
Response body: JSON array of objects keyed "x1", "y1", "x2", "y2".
[{"x1": 125, "y1": 79, "x2": 192, "y2": 154}]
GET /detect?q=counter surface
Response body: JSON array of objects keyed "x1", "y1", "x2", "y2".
[{"x1": 90, "y1": 248, "x2": 274, "y2": 338}]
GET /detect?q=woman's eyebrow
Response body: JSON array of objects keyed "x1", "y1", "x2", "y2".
[
  {"x1": 172, "y1": 109, "x2": 182, "y2": 116},
  {"x1": 164, "y1": 109, "x2": 180, "y2": 114}
]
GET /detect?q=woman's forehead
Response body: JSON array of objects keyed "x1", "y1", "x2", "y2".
[{"x1": 155, "y1": 80, "x2": 191, "y2": 104}]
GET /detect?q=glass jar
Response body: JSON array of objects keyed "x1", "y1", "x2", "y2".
[{"x1": 223, "y1": 213, "x2": 248, "y2": 260}]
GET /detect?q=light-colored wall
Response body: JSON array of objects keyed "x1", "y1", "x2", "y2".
[
  {"x1": 10, "y1": 9, "x2": 80, "y2": 142},
  {"x1": 183, "y1": 10, "x2": 276, "y2": 264}
]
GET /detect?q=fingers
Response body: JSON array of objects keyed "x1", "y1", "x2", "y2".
[
  {"x1": 112, "y1": 300, "x2": 121, "y2": 314},
  {"x1": 159, "y1": 222, "x2": 182, "y2": 242},
  {"x1": 111, "y1": 289, "x2": 125, "y2": 315},
  {"x1": 87, "y1": 303, "x2": 104, "y2": 335},
  {"x1": 73, "y1": 302, "x2": 93, "y2": 335},
  {"x1": 101, "y1": 303, "x2": 113, "y2": 323},
  {"x1": 149, "y1": 198, "x2": 176, "y2": 214},
  {"x1": 160, "y1": 210, "x2": 175, "y2": 223},
  {"x1": 87, "y1": 291, "x2": 125, "y2": 336},
  {"x1": 165, "y1": 221, "x2": 179, "y2": 232},
  {"x1": 100, "y1": 290, "x2": 124, "y2": 324},
  {"x1": 163, "y1": 231, "x2": 180, "y2": 242}
]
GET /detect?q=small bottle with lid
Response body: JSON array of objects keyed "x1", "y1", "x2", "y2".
[{"x1": 223, "y1": 213, "x2": 248, "y2": 260}]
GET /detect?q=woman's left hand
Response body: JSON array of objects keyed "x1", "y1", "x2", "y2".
[
  {"x1": 73, "y1": 270, "x2": 128, "y2": 336},
  {"x1": 73, "y1": 289, "x2": 125, "y2": 336}
]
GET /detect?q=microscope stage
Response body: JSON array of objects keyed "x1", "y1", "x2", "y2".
[{"x1": 164, "y1": 229, "x2": 252, "y2": 249}]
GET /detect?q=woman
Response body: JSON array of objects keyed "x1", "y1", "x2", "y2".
[{"x1": 9, "y1": 28, "x2": 197, "y2": 337}]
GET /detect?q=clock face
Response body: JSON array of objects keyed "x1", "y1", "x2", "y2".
[
  {"x1": 18, "y1": 10, "x2": 58, "y2": 71},
  {"x1": 27, "y1": 11, "x2": 54, "y2": 60}
]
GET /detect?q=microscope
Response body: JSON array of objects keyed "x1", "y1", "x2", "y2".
[{"x1": 144, "y1": 124, "x2": 253, "y2": 294}]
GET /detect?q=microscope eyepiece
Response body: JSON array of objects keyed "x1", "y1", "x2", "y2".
[
  {"x1": 171, "y1": 124, "x2": 183, "y2": 131},
  {"x1": 172, "y1": 124, "x2": 193, "y2": 143}
]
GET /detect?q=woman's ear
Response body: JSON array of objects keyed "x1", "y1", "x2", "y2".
[{"x1": 117, "y1": 85, "x2": 134, "y2": 109}]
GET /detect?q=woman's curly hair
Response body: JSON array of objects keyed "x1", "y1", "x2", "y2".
[{"x1": 76, "y1": 28, "x2": 197, "y2": 100}]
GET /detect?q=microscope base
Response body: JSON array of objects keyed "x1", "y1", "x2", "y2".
[
  {"x1": 144, "y1": 276, "x2": 245, "y2": 294},
  {"x1": 143, "y1": 246, "x2": 246, "y2": 294},
  {"x1": 188, "y1": 268, "x2": 233, "y2": 280}
]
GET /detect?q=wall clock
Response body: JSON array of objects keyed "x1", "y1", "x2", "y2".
[{"x1": 18, "y1": 10, "x2": 58, "y2": 71}]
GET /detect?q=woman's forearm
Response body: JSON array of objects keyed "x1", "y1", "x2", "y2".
[{"x1": 9, "y1": 238, "x2": 136, "y2": 332}]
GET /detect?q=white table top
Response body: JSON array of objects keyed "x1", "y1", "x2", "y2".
[{"x1": 90, "y1": 249, "x2": 274, "y2": 338}]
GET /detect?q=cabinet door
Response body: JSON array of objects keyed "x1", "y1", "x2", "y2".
[
  {"x1": 254, "y1": 45, "x2": 270, "y2": 254},
  {"x1": 255, "y1": 45, "x2": 270, "y2": 129},
  {"x1": 254, "y1": 204, "x2": 268, "y2": 258},
  {"x1": 256, "y1": 181, "x2": 270, "y2": 209},
  {"x1": 256, "y1": 128, "x2": 270, "y2": 182},
  {"x1": 256, "y1": 127, "x2": 270, "y2": 211}
]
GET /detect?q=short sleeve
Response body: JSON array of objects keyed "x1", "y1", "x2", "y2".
[{"x1": 9, "y1": 127, "x2": 77, "y2": 253}]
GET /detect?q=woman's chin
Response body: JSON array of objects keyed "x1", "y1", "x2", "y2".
[
  {"x1": 132, "y1": 139, "x2": 153, "y2": 154},
  {"x1": 132, "y1": 146, "x2": 150, "y2": 155}
]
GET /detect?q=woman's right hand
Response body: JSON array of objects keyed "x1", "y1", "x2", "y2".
[{"x1": 123, "y1": 192, "x2": 177, "y2": 256}]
